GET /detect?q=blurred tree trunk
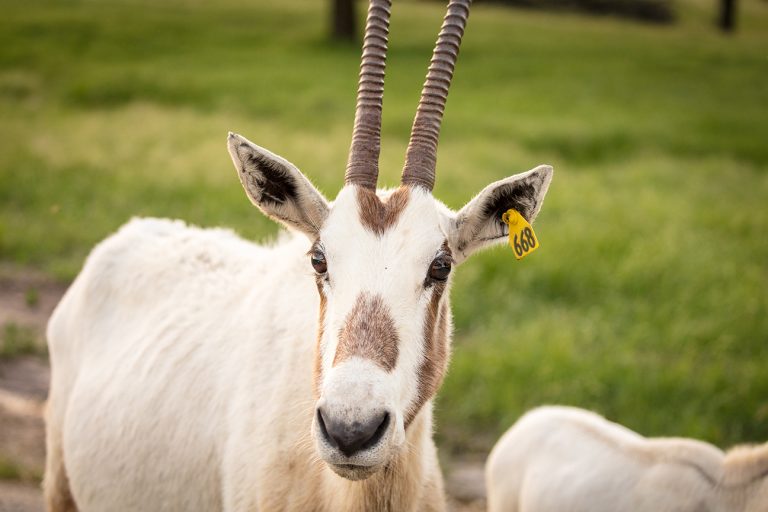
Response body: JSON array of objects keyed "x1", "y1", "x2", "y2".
[
  {"x1": 332, "y1": 0, "x2": 357, "y2": 42},
  {"x1": 718, "y1": 0, "x2": 737, "y2": 32}
]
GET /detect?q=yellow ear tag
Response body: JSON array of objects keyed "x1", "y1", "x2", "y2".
[{"x1": 501, "y1": 209, "x2": 539, "y2": 260}]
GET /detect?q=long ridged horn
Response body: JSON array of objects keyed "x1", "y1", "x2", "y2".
[
  {"x1": 401, "y1": 0, "x2": 471, "y2": 191},
  {"x1": 344, "y1": 0, "x2": 392, "y2": 190}
]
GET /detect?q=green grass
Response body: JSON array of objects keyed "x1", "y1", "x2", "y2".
[
  {"x1": 1, "y1": 0, "x2": 766, "y2": 453},
  {"x1": 0, "y1": 324, "x2": 43, "y2": 358},
  {"x1": 0, "y1": 456, "x2": 24, "y2": 481},
  {"x1": 0, "y1": 454, "x2": 41, "y2": 482},
  {"x1": 24, "y1": 287, "x2": 39, "y2": 308}
]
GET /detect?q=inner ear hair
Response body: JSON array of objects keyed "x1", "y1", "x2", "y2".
[
  {"x1": 237, "y1": 144, "x2": 298, "y2": 206},
  {"x1": 228, "y1": 132, "x2": 330, "y2": 237},
  {"x1": 480, "y1": 181, "x2": 538, "y2": 225},
  {"x1": 452, "y1": 165, "x2": 552, "y2": 261}
]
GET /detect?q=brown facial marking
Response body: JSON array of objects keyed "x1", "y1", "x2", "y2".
[
  {"x1": 313, "y1": 275, "x2": 327, "y2": 399},
  {"x1": 356, "y1": 186, "x2": 410, "y2": 236},
  {"x1": 334, "y1": 292, "x2": 399, "y2": 371},
  {"x1": 406, "y1": 243, "x2": 453, "y2": 427}
]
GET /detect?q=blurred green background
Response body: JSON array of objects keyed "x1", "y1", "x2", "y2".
[{"x1": 1, "y1": 0, "x2": 766, "y2": 456}]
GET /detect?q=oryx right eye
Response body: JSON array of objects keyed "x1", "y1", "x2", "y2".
[
  {"x1": 427, "y1": 255, "x2": 452, "y2": 282},
  {"x1": 311, "y1": 251, "x2": 327, "y2": 275}
]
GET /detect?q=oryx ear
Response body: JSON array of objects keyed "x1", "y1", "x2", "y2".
[
  {"x1": 228, "y1": 132, "x2": 329, "y2": 237},
  {"x1": 451, "y1": 165, "x2": 553, "y2": 263}
]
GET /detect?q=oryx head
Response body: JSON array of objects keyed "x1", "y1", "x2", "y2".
[{"x1": 227, "y1": 0, "x2": 552, "y2": 481}]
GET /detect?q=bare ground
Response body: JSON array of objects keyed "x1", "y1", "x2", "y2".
[
  {"x1": 0, "y1": 481, "x2": 43, "y2": 512},
  {"x1": 0, "y1": 270, "x2": 486, "y2": 511},
  {"x1": 0, "y1": 357, "x2": 47, "y2": 512},
  {"x1": 0, "y1": 266, "x2": 67, "y2": 351}
]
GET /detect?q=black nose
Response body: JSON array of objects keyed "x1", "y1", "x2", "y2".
[{"x1": 317, "y1": 408, "x2": 390, "y2": 457}]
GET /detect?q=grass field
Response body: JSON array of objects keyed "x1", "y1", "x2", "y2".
[{"x1": 1, "y1": 0, "x2": 766, "y2": 455}]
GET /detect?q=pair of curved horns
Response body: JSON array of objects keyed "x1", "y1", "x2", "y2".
[{"x1": 344, "y1": 0, "x2": 472, "y2": 192}]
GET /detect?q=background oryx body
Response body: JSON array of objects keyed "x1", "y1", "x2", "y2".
[
  {"x1": 44, "y1": 0, "x2": 553, "y2": 510},
  {"x1": 486, "y1": 406, "x2": 768, "y2": 512}
]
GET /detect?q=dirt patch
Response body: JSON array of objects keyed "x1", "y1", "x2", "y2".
[
  {"x1": 0, "y1": 358, "x2": 49, "y2": 401},
  {"x1": 0, "y1": 269, "x2": 57, "y2": 510},
  {"x1": 0, "y1": 481, "x2": 44, "y2": 512},
  {"x1": 0, "y1": 359, "x2": 47, "y2": 511},
  {"x1": 0, "y1": 265, "x2": 67, "y2": 355},
  {"x1": 0, "y1": 356, "x2": 48, "y2": 479},
  {"x1": 446, "y1": 458, "x2": 487, "y2": 511},
  {"x1": 0, "y1": 266, "x2": 57, "y2": 502}
]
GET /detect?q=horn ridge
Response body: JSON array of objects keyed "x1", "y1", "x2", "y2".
[
  {"x1": 345, "y1": 0, "x2": 392, "y2": 191},
  {"x1": 402, "y1": 0, "x2": 471, "y2": 191}
]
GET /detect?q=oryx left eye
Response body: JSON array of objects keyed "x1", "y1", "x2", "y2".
[
  {"x1": 311, "y1": 250, "x2": 328, "y2": 275},
  {"x1": 428, "y1": 256, "x2": 452, "y2": 282}
]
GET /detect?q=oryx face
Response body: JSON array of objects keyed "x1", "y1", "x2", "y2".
[
  {"x1": 310, "y1": 185, "x2": 453, "y2": 479},
  {"x1": 227, "y1": 0, "x2": 553, "y2": 481}
]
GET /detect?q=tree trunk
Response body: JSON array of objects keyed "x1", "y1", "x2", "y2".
[
  {"x1": 718, "y1": 0, "x2": 737, "y2": 32},
  {"x1": 332, "y1": 0, "x2": 357, "y2": 42}
]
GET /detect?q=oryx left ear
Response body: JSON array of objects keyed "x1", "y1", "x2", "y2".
[
  {"x1": 227, "y1": 132, "x2": 329, "y2": 238},
  {"x1": 451, "y1": 165, "x2": 553, "y2": 263}
]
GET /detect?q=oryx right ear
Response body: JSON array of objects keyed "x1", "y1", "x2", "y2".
[
  {"x1": 227, "y1": 132, "x2": 330, "y2": 238},
  {"x1": 450, "y1": 165, "x2": 553, "y2": 263}
]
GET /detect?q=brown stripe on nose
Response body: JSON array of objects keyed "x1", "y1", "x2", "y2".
[{"x1": 334, "y1": 292, "x2": 399, "y2": 371}]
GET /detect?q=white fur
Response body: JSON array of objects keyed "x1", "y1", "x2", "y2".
[{"x1": 486, "y1": 406, "x2": 768, "y2": 512}]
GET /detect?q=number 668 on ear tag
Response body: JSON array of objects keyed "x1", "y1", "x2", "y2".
[{"x1": 502, "y1": 209, "x2": 539, "y2": 260}]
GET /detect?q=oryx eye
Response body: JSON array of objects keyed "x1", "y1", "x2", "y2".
[
  {"x1": 311, "y1": 250, "x2": 327, "y2": 275},
  {"x1": 428, "y1": 256, "x2": 452, "y2": 282}
]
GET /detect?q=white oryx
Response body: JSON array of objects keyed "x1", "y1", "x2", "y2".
[
  {"x1": 44, "y1": 0, "x2": 553, "y2": 510},
  {"x1": 486, "y1": 406, "x2": 768, "y2": 512}
]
